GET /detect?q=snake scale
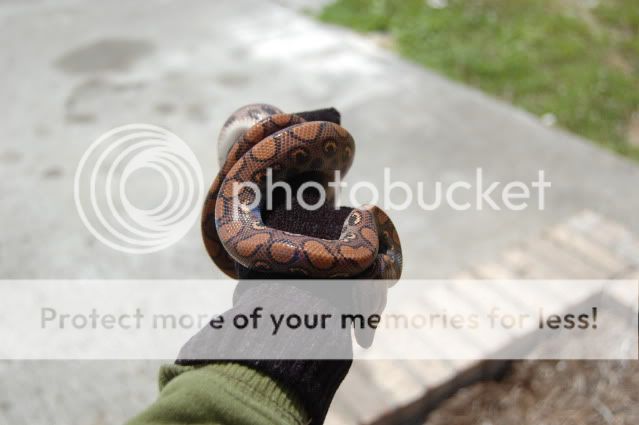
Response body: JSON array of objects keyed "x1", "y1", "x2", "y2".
[{"x1": 202, "y1": 104, "x2": 402, "y2": 280}]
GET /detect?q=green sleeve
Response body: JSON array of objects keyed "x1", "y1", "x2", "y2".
[{"x1": 125, "y1": 363, "x2": 308, "y2": 425}]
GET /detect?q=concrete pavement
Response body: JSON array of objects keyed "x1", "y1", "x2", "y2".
[{"x1": 1, "y1": 0, "x2": 638, "y2": 423}]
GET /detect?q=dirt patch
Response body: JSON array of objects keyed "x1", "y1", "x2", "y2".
[
  {"x1": 425, "y1": 360, "x2": 639, "y2": 425},
  {"x1": 627, "y1": 112, "x2": 639, "y2": 148}
]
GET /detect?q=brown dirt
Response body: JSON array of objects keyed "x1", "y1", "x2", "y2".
[
  {"x1": 425, "y1": 360, "x2": 639, "y2": 425},
  {"x1": 627, "y1": 112, "x2": 639, "y2": 147}
]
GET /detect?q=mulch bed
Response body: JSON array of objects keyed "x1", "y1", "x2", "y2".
[{"x1": 425, "y1": 360, "x2": 639, "y2": 425}]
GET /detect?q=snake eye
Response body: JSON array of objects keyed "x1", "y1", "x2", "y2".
[
  {"x1": 291, "y1": 148, "x2": 309, "y2": 165},
  {"x1": 323, "y1": 140, "x2": 337, "y2": 156},
  {"x1": 348, "y1": 211, "x2": 362, "y2": 226},
  {"x1": 383, "y1": 230, "x2": 395, "y2": 248},
  {"x1": 342, "y1": 146, "x2": 352, "y2": 162}
]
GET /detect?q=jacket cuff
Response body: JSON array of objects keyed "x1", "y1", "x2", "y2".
[
  {"x1": 152, "y1": 363, "x2": 309, "y2": 425},
  {"x1": 175, "y1": 282, "x2": 353, "y2": 424}
]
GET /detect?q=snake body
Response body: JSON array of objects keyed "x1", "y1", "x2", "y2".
[{"x1": 202, "y1": 104, "x2": 402, "y2": 279}]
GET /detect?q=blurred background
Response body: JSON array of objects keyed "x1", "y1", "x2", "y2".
[{"x1": 1, "y1": 0, "x2": 637, "y2": 423}]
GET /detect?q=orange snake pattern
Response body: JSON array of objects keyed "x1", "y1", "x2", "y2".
[{"x1": 202, "y1": 105, "x2": 402, "y2": 279}]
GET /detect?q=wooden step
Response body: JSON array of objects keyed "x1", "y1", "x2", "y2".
[{"x1": 330, "y1": 210, "x2": 639, "y2": 424}]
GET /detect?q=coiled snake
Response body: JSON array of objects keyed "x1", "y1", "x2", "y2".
[{"x1": 202, "y1": 104, "x2": 402, "y2": 280}]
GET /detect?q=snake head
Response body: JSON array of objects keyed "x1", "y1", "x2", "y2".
[{"x1": 217, "y1": 103, "x2": 283, "y2": 168}]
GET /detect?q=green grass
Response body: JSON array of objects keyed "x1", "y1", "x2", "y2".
[{"x1": 319, "y1": 0, "x2": 639, "y2": 160}]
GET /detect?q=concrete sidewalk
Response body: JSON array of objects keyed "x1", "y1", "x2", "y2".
[{"x1": 1, "y1": 0, "x2": 638, "y2": 424}]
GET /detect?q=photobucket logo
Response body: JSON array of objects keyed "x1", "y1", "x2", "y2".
[
  {"x1": 74, "y1": 124, "x2": 204, "y2": 254},
  {"x1": 231, "y1": 167, "x2": 551, "y2": 216}
]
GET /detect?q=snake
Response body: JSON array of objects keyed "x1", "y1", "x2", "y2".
[{"x1": 202, "y1": 104, "x2": 402, "y2": 280}]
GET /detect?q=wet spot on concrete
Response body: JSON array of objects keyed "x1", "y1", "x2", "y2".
[
  {"x1": 164, "y1": 71, "x2": 183, "y2": 81},
  {"x1": 186, "y1": 103, "x2": 207, "y2": 122},
  {"x1": 216, "y1": 72, "x2": 250, "y2": 87},
  {"x1": 43, "y1": 167, "x2": 64, "y2": 179},
  {"x1": 67, "y1": 112, "x2": 96, "y2": 124},
  {"x1": 112, "y1": 81, "x2": 147, "y2": 92},
  {"x1": 66, "y1": 78, "x2": 107, "y2": 106},
  {"x1": 0, "y1": 150, "x2": 22, "y2": 164},
  {"x1": 65, "y1": 77, "x2": 146, "y2": 123},
  {"x1": 34, "y1": 124, "x2": 49, "y2": 137},
  {"x1": 54, "y1": 38, "x2": 154, "y2": 74},
  {"x1": 155, "y1": 102, "x2": 176, "y2": 115}
]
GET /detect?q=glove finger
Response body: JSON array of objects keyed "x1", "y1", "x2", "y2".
[{"x1": 353, "y1": 281, "x2": 388, "y2": 348}]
